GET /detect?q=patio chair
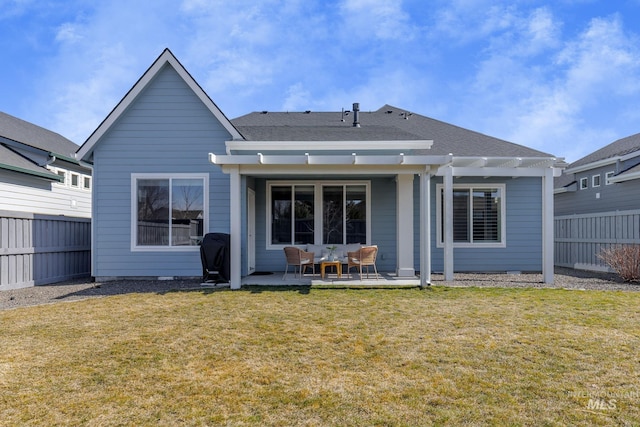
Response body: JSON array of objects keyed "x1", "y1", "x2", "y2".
[
  {"x1": 283, "y1": 247, "x2": 315, "y2": 279},
  {"x1": 347, "y1": 245, "x2": 379, "y2": 279}
]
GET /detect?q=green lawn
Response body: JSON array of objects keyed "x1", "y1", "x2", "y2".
[{"x1": 1, "y1": 286, "x2": 639, "y2": 426}]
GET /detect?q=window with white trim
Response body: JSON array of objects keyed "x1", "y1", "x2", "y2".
[
  {"x1": 267, "y1": 181, "x2": 369, "y2": 247},
  {"x1": 83, "y1": 176, "x2": 91, "y2": 190},
  {"x1": 437, "y1": 184, "x2": 505, "y2": 247},
  {"x1": 605, "y1": 171, "x2": 615, "y2": 185},
  {"x1": 70, "y1": 172, "x2": 80, "y2": 187},
  {"x1": 592, "y1": 174, "x2": 601, "y2": 187},
  {"x1": 579, "y1": 177, "x2": 588, "y2": 190},
  {"x1": 56, "y1": 170, "x2": 66, "y2": 184},
  {"x1": 132, "y1": 174, "x2": 207, "y2": 249}
]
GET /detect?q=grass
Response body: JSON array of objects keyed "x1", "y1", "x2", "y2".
[{"x1": 1, "y1": 285, "x2": 639, "y2": 426}]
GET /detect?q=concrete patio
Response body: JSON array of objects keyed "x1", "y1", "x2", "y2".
[{"x1": 238, "y1": 271, "x2": 423, "y2": 288}]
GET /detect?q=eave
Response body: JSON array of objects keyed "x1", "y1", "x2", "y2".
[{"x1": 225, "y1": 140, "x2": 433, "y2": 155}]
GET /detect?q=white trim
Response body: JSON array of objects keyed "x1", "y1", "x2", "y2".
[
  {"x1": 70, "y1": 172, "x2": 80, "y2": 188},
  {"x1": 564, "y1": 151, "x2": 639, "y2": 175},
  {"x1": 266, "y1": 180, "x2": 371, "y2": 250},
  {"x1": 130, "y1": 173, "x2": 209, "y2": 252},
  {"x1": 542, "y1": 168, "x2": 554, "y2": 284},
  {"x1": 605, "y1": 171, "x2": 615, "y2": 185},
  {"x1": 230, "y1": 167, "x2": 241, "y2": 289},
  {"x1": 609, "y1": 170, "x2": 640, "y2": 183},
  {"x1": 579, "y1": 177, "x2": 588, "y2": 190},
  {"x1": 77, "y1": 49, "x2": 242, "y2": 161},
  {"x1": 436, "y1": 183, "x2": 507, "y2": 249},
  {"x1": 419, "y1": 170, "x2": 431, "y2": 286},
  {"x1": 225, "y1": 140, "x2": 432, "y2": 154},
  {"x1": 396, "y1": 174, "x2": 415, "y2": 277},
  {"x1": 592, "y1": 174, "x2": 601, "y2": 187},
  {"x1": 211, "y1": 153, "x2": 447, "y2": 166}
]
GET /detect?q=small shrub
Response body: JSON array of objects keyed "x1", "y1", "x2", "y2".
[{"x1": 598, "y1": 244, "x2": 640, "y2": 282}]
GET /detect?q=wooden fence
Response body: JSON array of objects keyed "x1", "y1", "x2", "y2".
[
  {"x1": 0, "y1": 210, "x2": 91, "y2": 290},
  {"x1": 554, "y1": 209, "x2": 640, "y2": 271}
]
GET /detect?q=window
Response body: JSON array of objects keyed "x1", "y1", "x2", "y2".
[
  {"x1": 579, "y1": 177, "x2": 588, "y2": 190},
  {"x1": 132, "y1": 174, "x2": 207, "y2": 250},
  {"x1": 70, "y1": 173, "x2": 80, "y2": 187},
  {"x1": 592, "y1": 174, "x2": 601, "y2": 187},
  {"x1": 267, "y1": 181, "x2": 369, "y2": 247},
  {"x1": 56, "y1": 170, "x2": 66, "y2": 184},
  {"x1": 437, "y1": 184, "x2": 505, "y2": 247},
  {"x1": 83, "y1": 176, "x2": 91, "y2": 190},
  {"x1": 606, "y1": 171, "x2": 615, "y2": 185}
]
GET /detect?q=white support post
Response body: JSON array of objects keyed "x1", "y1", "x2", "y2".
[
  {"x1": 542, "y1": 168, "x2": 554, "y2": 284},
  {"x1": 419, "y1": 169, "x2": 431, "y2": 286},
  {"x1": 229, "y1": 166, "x2": 242, "y2": 289},
  {"x1": 443, "y1": 166, "x2": 454, "y2": 281},
  {"x1": 396, "y1": 174, "x2": 415, "y2": 277}
]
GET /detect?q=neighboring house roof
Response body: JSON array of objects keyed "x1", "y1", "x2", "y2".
[
  {"x1": 0, "y1": 144, "x2": 61, "y2": 180},
  {"x1": 0, "y1": 111, "x2": 79, "y2": 159},
  {"x1": 232, "y1": 104, "x2": 555, "y2": 158},
  {"x1": 0, "y1": 111, "x2": 79, "y2": 181},
  {"x1": 556, "y1": 132, "x2": 640, "y2": 190},
  {"x1": 76, "y1": 48, "x2": 243, "y2": 162},
  {"x1": 567, "y1": 132, "x2": 640, "y2": 171}
]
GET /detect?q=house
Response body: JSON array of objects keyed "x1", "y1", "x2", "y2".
[
  {"x1": 76, "y1": 48, "x2": 564, "y2": 288},
  {"x1": 554, "y1": 133, "x2": 640, "y2": 270},
  {"x1": 0, "y1": 112, "x2": 92, "y2": 289},
  {"x1": 0, "y1": 112, "x2": 91, "y2": 217}
]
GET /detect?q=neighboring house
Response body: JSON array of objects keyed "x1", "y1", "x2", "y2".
[
  {"x1": 0, "y1": 112, "x2": 92, "y2": 289},
  {"x1": 554, "y1": 133, "x2": 640, "y2": 270},
  {"x1": 76, "y1": 49, "x2": 564, "y2": 288}
]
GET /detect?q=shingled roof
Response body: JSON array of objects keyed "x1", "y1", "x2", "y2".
[
  {"x1": 0, "y1": 111, "x2": 79, "y2": 181},
  {"x1": 0, "y1": 111, "x2": 79, "y2": 159},
  {"x1": 232, "y1": 104, "x2": 554, "y2": 158},
  {"x1": 566, "y1": 132, "x2": 640, "y2": 170}
]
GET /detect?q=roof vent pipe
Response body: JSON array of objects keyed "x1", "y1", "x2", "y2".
[{"x1": 352, "y1": 102, "x2": 360, "y2": 128}]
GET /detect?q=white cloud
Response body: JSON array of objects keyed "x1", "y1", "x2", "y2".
[
  {"x1": 339, "y1": 0, "x2": 416, "y2": 41},
  {"x1": 55, "y1": 22, "x2": 83, "y2": 43}
]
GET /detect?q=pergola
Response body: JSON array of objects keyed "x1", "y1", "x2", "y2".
[{"x1": 210, "y1": 140, "x2": 562, "y2": 290}]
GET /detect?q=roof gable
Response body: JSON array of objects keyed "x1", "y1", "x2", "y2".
[{"x1": 76, "y1": 48, "x2": 243, "y2": 162}]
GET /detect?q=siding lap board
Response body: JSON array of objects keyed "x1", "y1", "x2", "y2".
[{"x1": 92, "y1": 64, "x2": 231, "y2": 278}]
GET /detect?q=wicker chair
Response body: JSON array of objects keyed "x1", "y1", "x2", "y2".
[
  {"x1": 347, "y1": 246, "x2": 379, "y2": 279},
  {"x1": 283, "y1": 246, "x2": 315, "y2": 279}
]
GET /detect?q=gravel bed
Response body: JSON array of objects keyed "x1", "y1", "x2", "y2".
[{"x1": 1, "y1": 267, "x2": 638, "y2": 311}]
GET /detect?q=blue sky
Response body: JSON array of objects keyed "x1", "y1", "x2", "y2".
[{"x1": 2, "y1": 0, "x2": 640, "y2": 163}]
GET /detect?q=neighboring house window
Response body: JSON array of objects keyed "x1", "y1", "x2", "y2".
[
  {"x1": 579, "y1": 177, "x2": 588, "y2": 190},
  {"x1": 605, "y1": 171, "x2": 615, "y2": 185},
  {"x1": 592, "y1": 174, "x2": 601, "y2": 187},
  {"x1": 132, "y1": 174, "x2": 207, "y2": 250},
  {"x1": 56, "y1": 170, "x2": 66, "y2": 184},
  {"x1": 267, "y1": 181, "x2": 369, "y2": 247},
  {"x1": 70, "y1": 173, "x2": 80, "y2": 187},
  {"x1": 436, "y1": 184, "x2": 506, "y2": 247},
  {"x1": 83, "y1": 176, "x2": 91, "y2": 190}
]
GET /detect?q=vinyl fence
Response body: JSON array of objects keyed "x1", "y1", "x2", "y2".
[
  {"x1": 554, "y1": 209, "x2": 640, "y2": 271},
  {"x1": 0, "y1": 210, "x2": 91, "y2": 290}
]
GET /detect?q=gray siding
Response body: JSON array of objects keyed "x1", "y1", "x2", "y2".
[
  {"x1": 555, "y1": 163, "x2": 640, "y2": 215},
  {"x1": 0, "y1": 210, "x2": 90, "y2": 289},
  {"x1": 92, "y1": 64, "x2": 231, "y2": 279},
  {"x1": 418, "y1": 177, "x2": 543, "y2": 273}
]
